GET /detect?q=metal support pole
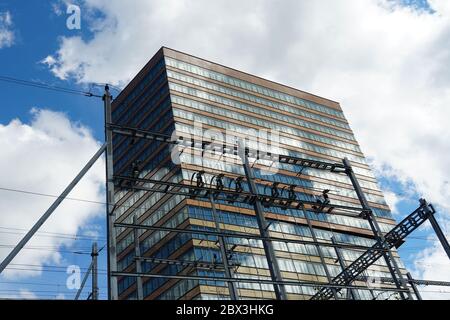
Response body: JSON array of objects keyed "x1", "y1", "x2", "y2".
[
  {"x1": 331, "y1": 236, "x2": 358, "y2": 300},
  {"x1": 238, "y1": 141, "x2": 288, "y2": 300},
  {"x1": 75, "y1": 261, "x2": 93, "y2": 300},
  {"x1": 426, "y1": 206, "x2": 450, "y2": 260},
  {"x1": 367, "y1": 287, "x2": 376, "y2": 300},
  {"x1": 343, "y1": 158, "x2": 413, "y2": 300},
  {"x1": 209, "y1": 194, "x2": 239, "y2": 300},
  {"x1": 0, "y1": 143, "x2": 106, "y2": 275},
  {"x1": 407, "y1": 272, "x2": 422, "y2": 300},
  {"x1": 133, "y1": 215, "x2": 144, "y2": 300},
  {"x1": 104, "y1": 85, "x2": 118, "y2": 300},
  {"x1": 303, "y1": 209, "x2": 338, "y2": 300},
  {"x1": 91, "y1": 242, "x2": 99, "y2": 300}
]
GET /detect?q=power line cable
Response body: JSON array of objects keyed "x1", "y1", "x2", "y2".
[
  {"x1": 0, "y1": 183, "x2": 421, "y2": 241},
  {"x1": 9, "y1": 263, "x2": 108, "y2": 272},
  {"x1": 0, "y1": 280, "x2": 107, "y2": 288},
  {"x1": 0, "y1": 229, "x2": 105, "y2": 242},
  {"x1": 0, "y1": 226, "x2": 105, "y2": 239},
  {"x1": 3, "y1": 267, "x2": 108, "y2": 275},
  {"x1": 0, "y1": 245, "x2": 95, "y2": 255},
  {"x1": 0, "y1": 186, "x2": 403, "y2": 249},
  {"x1": 0, "y1": 75, "x2": 102, "y2": 98}
]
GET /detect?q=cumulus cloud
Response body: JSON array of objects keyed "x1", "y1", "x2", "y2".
[
  {"x1": 382, "y1": 190, "x2": 403, "y2": 215},
  {"x1": 0, "y1": 11, "x2": 14, "y2": 48},
  {"x1": 0, "y1": 109, "x2": 104, "y2": 279},
  {"x1": 412, "y1": 228, "x2": 450, "y2": 299},
  {"x1": 43, "y1": 0, "x2": 450, "y2": 298}
]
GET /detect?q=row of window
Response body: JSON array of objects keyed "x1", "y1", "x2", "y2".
[
  {"x1": 187, "y1": 205, "x2": 394, "y2": 250},
  {"x1": 115, "y1": 73, "x2": 169, "y2": 126},
  {"x1": 170, "y1": 94, "x2": 360, "y2": 155},
  {"x1": 189, "y1": 206, "x2": 395, "y2": 251},
  {"x1": 193, "y1": 247, "x2": 394, "y2": 286},
  {"x1": 117, "y1": 195, "x2": 186, "y2": 258},
  {"x1": 172, "y1": 108, "x2": 368, "y2": 167},
  {"x1": 145, "y1": 251, "x2": 195, "y2": 299},
  {"x1": 181, "y1": 167, "x2": 391, "y2": 223},
  {"x1": 113, "y1": 97, "x2": 172, "y2": 158},
  {"x1": 179, "y1": 155, "x2": 387, "y2": 206},
  {"x1": 118, "y1": 209, "x2": 401, "y2": 297},
  {"x1": 156, "y1": 278, "x2": 197, "y2": 300},
  {"x1": 167, "y1": 69, "x2": 352, "y2": 131},
  {"x1": 118, "y1": 227, "x2": 192, "y2": 292},
  {"x1": 113, "y1": 58, "x2": 166, "y2": 120},
  {"x1": 193, "y1": 288, "x2": 403, "y2": 300},
  {"x1": 115, "y1": 167, "x2": 171, "y2": 218},
  {"x1": 114, "y1": 122, "x2": 174, "y2": 175},
  {"x1": 118, "y1": 173, "x2": 181, "y2": 226},
  {"x1": 174, "y1": 121, "x2": 381, "y2": 190},
  {"x1": 112, "y1": 83, "x2": 170, "y2": 150},
  {"x1": 164, "y1": 57, "x2": 346, "y2": 120},
  {"x1": 169, "y1": 83, "x2": 356, "y2": 142},
  {"x1": 113, "y1": 92, "x2": 173, "y2": 170},
  {"x1": 207, "y1": 192, "x2": 392, "y2": 228},
  {"x1": 276, "y1": 159, "x2": 379, "y2": 190},
  {"x1": 174, "y1": 121, "x2": 378, "y2": 182}
]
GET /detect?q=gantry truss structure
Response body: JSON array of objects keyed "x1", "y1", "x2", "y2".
[
  {"x1": 105, "y1": 86, "x2": 450, "y2": 300},
  {"x1": 1, "y1": 86, "x2": 449, "y2": 300},
  {"x1": 107, "y1": 126, "x2": 450, "y2": 301}
]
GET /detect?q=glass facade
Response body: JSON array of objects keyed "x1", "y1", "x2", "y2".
[{"x1": 111, "y1": 47, "x2": 407, "y2": 300}]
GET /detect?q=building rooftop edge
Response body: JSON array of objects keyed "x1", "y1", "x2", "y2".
[
  {"x1": 161, "y1": 46, "x2": 342, "y2": 110},
  {"x1": 114, "y1": 46, "x2": 342, "y2": 112}
]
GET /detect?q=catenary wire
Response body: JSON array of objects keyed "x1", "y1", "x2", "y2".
[
  {"x1": 1, "y1": 185, "x2": 445, "y2": 243},
  {"x1": 0, "y1": 75, "x2": 103, "y2": 98}
]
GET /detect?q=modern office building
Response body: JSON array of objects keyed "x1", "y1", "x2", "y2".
[{"x1": 111, "y1": 47, "x2": 409, "y2": 300}]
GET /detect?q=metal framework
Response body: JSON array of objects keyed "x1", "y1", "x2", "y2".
[
  {"x1": 108, "y1": 124, "x2": 450, "y2": 300},
  {"x1": 75, "y1": 243, "x2": 99, "y2": 300},
  {"x1": 310, "y1": 200, "x2": 436, "y2": 300},
  {"x1": 1, "y1": 85, "x2": 449, "y2": 301},
  {"x1": 114, "y1": 174, "x2": 363, "y2": 215}
]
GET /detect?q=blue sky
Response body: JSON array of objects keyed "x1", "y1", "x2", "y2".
[
  {"x1": 0, "y1": 1, "x2": 107, "y2": 299},
  {"x1": 0, "y1": 1, "x2": 103, "y2": 137},
  {"x1": 0, "y1": 0, "x2": 449, "y2": 300}
]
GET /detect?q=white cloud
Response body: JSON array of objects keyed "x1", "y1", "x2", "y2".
[
  {"x1": 382, "y1": 190, "x2": 403, "y2": 215},
  {"x1": 0, "y1": 109, "x2": 104, "y2": 279},
  {"x1": 412, "y1": 227, "x2": 450, "y2": 300},
  {"x1": 43, "y1": 0, "x2": 450, "y2": 298},
  {"x1": 0, "y1": 11, "x2": 14, "y2": 48}
]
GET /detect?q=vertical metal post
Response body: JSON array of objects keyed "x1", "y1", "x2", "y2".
[
  {"x1": 91, "y1": 242, "x2": 99, "y2": 300},
  {"x1": 367, "y1": 285, "x2": 376, "y2": 300},
  {"x1": 209, "y1": 194, "x2": 239, "y2": 300},
  {"x1": 407, "y1": 272, "x2": 422, "y2": 300},
  {"x1": 303, "y1": 209, "x2": 338, "y2": 299},
  {"x1": 104, "y1": 85, "x2": 118, "y2": 300},
  {"x1": 0, "y1": 144, "x2": 106, "y2": 275},
  {"x1": 133, "y1": 215, "x2": 144, "y2": 300},
  {"x1": 75, "y1": 261, "x2": 93, "y2": 300},
  {"x1": 331, "y1": 237, "x2": 358, "y2": 300},
  {"x1": 343, "y1": 158, "x2": 412, "y2": 300},
  {"x1": 426, "y1": 205, "x2": 450, "y2": 260},
  {"x1": 238, "y1": 141, "x2": 288, "y2": 300}
]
